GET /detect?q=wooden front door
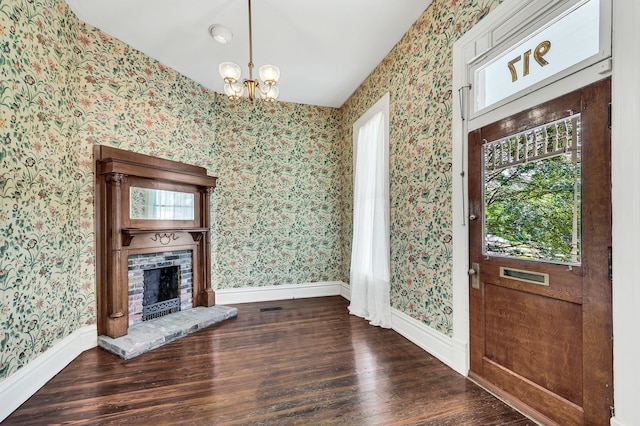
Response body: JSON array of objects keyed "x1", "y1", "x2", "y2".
[{"x1": 468, "y1": 78, "x2": 612, "y2": 425}]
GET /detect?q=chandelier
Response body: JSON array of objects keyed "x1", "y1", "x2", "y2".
[{"x1": 216, "y1": 0, "x2": 280, "y2": 102}]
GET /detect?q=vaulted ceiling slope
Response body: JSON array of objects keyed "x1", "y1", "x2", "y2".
[{"x1": 64, "y1": 0, "x2": 434, "y2": 108}]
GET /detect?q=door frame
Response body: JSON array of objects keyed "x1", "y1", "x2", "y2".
[
  {"x1": 451, "y1": 0, "x2": 612, "y2": 376},
  {"x1": 452, "y1": 1, "x2": 640, "y2": 424}
]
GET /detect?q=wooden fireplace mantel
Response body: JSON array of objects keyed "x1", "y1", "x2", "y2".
[{"x1": 94, "y1": 146, "x2": 218, "y2": 338}]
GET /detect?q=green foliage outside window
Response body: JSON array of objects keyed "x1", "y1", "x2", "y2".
[{"x1": 484, "y1": 153, "x2": 581, "y2": 264}]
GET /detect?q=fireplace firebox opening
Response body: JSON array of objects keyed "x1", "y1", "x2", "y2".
[
  {"x1": 143, "y1": 266, "x2": 181, "y2": 321},
  {"x1": 128, "y1": 249, "x2": 193, "y2": 326}
]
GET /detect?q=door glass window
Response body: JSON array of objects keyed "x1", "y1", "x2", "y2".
[{"x1": 483, "y1": 114, "x2": 581, "y2": 264}]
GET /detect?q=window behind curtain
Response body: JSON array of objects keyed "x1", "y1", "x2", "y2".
[{"x1": 348, "y1": 93, "x2": 391, "y2": 328}]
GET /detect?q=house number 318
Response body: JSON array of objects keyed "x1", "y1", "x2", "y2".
[{"x1": 508, "y1": 41, "x2": 551, "y2": 82}]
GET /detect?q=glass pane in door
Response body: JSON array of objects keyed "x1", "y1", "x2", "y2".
[{"x1": 483, "y1": 114, "x2": 581, "y2": 264}]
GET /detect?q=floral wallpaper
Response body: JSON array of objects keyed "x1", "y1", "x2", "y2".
[
  {"x1": 340, "y1": 0, "x2": 502, "y2": 335},
  {"x1": 0, "y1": 0, "x2": 504, "y2": 384},
  {"x1": 212, "y1": 97, "x2": 342, "y2": 288},
  {"x1": 0, "y1": 0, "x2": 90, "y2": 378}
]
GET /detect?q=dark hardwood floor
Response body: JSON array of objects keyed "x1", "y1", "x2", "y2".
[{"x1": 5, "y1": 297, "x2": 532, "y2": 425}]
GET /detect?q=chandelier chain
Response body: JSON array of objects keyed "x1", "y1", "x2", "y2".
[{"x1": 247, "y1": 0, "x2": 254, "y2": 80}]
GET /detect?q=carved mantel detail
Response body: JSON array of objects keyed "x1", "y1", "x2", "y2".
[
  {"x1": 105, "y1": 172, "x2": 127, "y2": 185},
  {"x1": 150, "y1": 232, "x2": 179, "y2": 245},
  {"x1": 94, "y1": 146, "x2": 217, "y2": 338}
]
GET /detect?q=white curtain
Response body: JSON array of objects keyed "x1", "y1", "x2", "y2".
[{"x1": 348, "y1": 105, "x2": 391, "y2": 328}]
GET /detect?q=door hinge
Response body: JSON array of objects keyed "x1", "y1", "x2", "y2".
[
  {"x1": 608, "y1": 103, "x2": 612, "y2": 128},
  {"x1": 610, "y1": 405, "x2": 615, "y2": 418},
  {"x1": 608, "y1": 246, "x2": 612, "y2": 281}
]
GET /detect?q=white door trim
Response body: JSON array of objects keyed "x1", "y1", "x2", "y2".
[{"x1": 452, "y1": 0, "x2": 612, "y2": 377}]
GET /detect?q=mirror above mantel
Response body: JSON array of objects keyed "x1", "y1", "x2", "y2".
[
  {"x1": 130, "y1": 187, "x2": 195, "y2": 221},
  {"x1": 94, "y1": 146, "x2": 218, "y2": 339}
]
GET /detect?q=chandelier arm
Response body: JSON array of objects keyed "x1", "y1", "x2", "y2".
[{"x1": 257, "y1": 83, "x2": 269, "y2": 96}]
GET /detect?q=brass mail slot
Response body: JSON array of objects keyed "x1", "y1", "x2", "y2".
[{"x1": 500, "y1": 267, "x2": 549, "y2": 286}]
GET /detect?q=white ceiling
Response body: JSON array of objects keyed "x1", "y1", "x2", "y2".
[{"x1": 64, "y1": 0, "x2": 433, "y2": 108}]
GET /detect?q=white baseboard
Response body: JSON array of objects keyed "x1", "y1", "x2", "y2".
[
  {"x1": 449, "y1": 336, "x2": 469, "y2": 376},
  {"x1": 391, "y1": 308, "x2": 468, "y2": 377},
  {"x1": 610, "y1": 417, "x2": 626, "y2": 426},
  {"x1": 0, "y1": 325, "x2": 97, "y2": 422},
  {"x1": 215, "y1": 281, "x2": 347, "y2": 305},
  {"x1": 340, "y1": 281, "x2": 351, "y2": 300}
]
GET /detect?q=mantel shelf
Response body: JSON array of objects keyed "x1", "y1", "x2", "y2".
[
  {"x1": 122, "y1": 227, "x2": 209, "y2": 235},
  {"x1": 121, "y1": 228, "x2": 209, "y2": 246}
]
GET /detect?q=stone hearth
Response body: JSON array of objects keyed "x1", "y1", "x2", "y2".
[{"x1": 98, "y1": 305, "x2": 237, "y2": 359}]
